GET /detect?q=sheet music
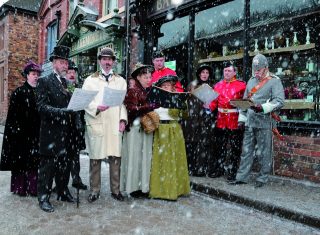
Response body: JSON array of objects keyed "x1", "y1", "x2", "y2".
[
  {"x1": 67, "y1": 88, "x2": 98, "y2": 111},
  {"x1": 229, "y1": 99, "x2": 254, "y2": 110},
  {"x1": 102, "y1": 86, "x2": 126, "y2": 107},
  {"x1": 192, "y1": 84, "x2": 219, "y2": 104},
  {"x1": 147, "y1": 86, "x2": 190, "y2": 109}
]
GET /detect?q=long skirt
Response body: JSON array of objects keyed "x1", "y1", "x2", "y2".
[
  {"x1": 149, "y1": 121, "x2": 190, "y2": 200},
  {"x1": 11, "y1": 170, "x2": 37, "y2": 196},
  {"x1": 120, "y1": 124, "x2": 153, "y2": 194}
]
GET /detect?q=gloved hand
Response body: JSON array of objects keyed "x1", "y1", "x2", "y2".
[
  {"x1": 60, "y1": 108, "x2": 75, "y2": 116},
  {"x1": 238, "y1": 122, "x2": 245, "y2": 131},
  {"x1": 250, "y1": 104, "x2": 263, "y2": 113}
]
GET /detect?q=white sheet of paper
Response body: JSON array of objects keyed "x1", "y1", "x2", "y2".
[
  {"x1": 192, "y1": 84, "x2": 219, "y2": 104},
  {"x1": 67, "y1": 88, "x2": 98, "y2": 111},
  {"x1": 229, "y1": 99, "x2": 254, "y2": 110},
  {"x1": 102, "y1": 86, "x2": 126, "y2": 107}
]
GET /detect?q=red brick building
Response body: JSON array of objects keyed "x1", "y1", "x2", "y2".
[
  {"x1": 38, "y1": 0, "x2": 127, "y2": 81},
  {"x1": 0, "y1": 0, "x2": 41, "y2": 124}
]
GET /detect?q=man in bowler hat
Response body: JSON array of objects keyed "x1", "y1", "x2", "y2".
[
  {"x1": 82, "y1": 47, "x2": 127, "y2": 202},
  {"x1": 36, "y1": 45, "x2": 77, "y2": 212}
]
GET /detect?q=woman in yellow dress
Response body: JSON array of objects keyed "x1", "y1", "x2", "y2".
[{"x1": 149, "y1": 75, "x2": 190, "y2": 200}]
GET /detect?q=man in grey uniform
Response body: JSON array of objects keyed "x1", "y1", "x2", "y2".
[{"x1": 229, "y1": 54, "x2": 285, "y2": 187}]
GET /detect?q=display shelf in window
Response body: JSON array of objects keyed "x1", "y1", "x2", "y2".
[
  {"x1": 282, "y1": 99, "x2": 315, "y2": 110},
  {"x1": 250, "y1": 43, "x2": 315, "y2": 56},
  {"x1": 198, "y1": 53, "x2": 243, "y2": 63},
  {"x1": 199, "y1": 43, "x2": 316, "y2": 64}
]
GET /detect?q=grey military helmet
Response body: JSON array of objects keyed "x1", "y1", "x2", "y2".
[{"x1": 252, "y1": 54, "x2": 268, "y2": 72}]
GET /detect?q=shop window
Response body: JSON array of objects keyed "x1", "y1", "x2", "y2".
[
  {"x1": 250, "y1": 0, "x2": 320, "y2": 122},
  {"x1": 158, "y1": 16, "x2": 189, "y2": 49},
  {"x1": 194, "y1": 0, "x2": 320, "y2": 122},
  {"x1": 78, "y1": 49, "x2": 97, "y2": 85},
  {"x1": 46, "y1": 21, "x2": 57, "y2": 60},
  {"x1": 195, "y1": 0, "x2": 244, "y2": 40},
  {"x1": 103, "y1": 0, "x2": 117, "y2": 15},
  {"x1": 194, "y1": 0, "x2": 244, "y2": 82}
]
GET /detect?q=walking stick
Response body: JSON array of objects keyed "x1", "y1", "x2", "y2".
[{"x1": 76, "y1": 186, "x2": 80, "y2": 208}]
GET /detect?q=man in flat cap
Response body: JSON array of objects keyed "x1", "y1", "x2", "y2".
[
  {"x1": 82, "y1": 47, "x2": 127, "y2": 202},
  {"x1": 230, "y1": 54, "x2": 285, "y2": 188},
  {"x1": 151, "y1": 50, "x2": 184, "y2": 92},
  {"x1": 36, "y1": 45, "x2": 77, "y2": 212}
]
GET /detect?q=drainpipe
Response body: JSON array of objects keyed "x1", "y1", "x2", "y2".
[
  {"x1": 55, "y1": 10, "x2": 61, "y2": 40},
  {"x1": 242, "y1": 0, "x2": 250, "y2": 81},
  {"x1": 187, "y1": 11, "x2": 195, "y2": 87},
  {"x1": 125, "y1": 0, "x2": 132, "y2": 79}
]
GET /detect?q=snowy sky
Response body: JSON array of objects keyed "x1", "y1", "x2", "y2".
[{"x1": 0, "y1": 0, "x2": 8, "y2": 7}]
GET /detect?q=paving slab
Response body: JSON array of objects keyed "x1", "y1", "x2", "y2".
[{"x1": 191, "y1": 175, "x2": 320, "y2": 229}]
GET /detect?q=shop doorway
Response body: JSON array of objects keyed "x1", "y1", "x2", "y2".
[{"x1": 162, "y1": 43, "x2": 189, "y2": 89}]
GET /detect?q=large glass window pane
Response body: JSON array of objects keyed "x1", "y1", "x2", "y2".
[
  {"x1": 250, "y1": 0, "x2": 320, "y2": 122},
  {"x1": 46, "y1": 22, "x2": 57, "y2": 59},
  {"x1": 194, "y1": 0, "x2": 244, "y2": 82},
  {"x1": 104, "y1": 0, "x2": 117, "y2": 15},
  {"x1": 195, "y1": 0, "x2": 244, "y2": 40},
  {"x1": 158, "y1": 16, "x2": 189, "y2": 49}
]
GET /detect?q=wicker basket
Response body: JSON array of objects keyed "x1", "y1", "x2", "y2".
[{"x1": 140, "y1": 111, "x2": 160, "y2": 134}]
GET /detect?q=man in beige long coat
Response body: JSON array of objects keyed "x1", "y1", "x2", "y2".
[{"x1": 82, "y1": 47, "x2": 127, "y2": 202}]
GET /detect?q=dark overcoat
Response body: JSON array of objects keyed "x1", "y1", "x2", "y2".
[
  {"x1": 36, "y1": 73, "x2": 74, "y2": 157},
  {"x1": 182, "y1": 83, "x2": 216, "y2": 144},
  {"x1": 0, "y1": 82, "x2": 40, "y2": 171}
]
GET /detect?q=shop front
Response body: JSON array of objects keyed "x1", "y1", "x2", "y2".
[
  {"x1": 134, "y1": 0, "x2": 320, "y2": 183},
  {"x1": 59, "y1": 5, "x2": 125, "y2": 84}
]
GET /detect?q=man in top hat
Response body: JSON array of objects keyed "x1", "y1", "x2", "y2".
[
  {"x1": 0, "y1": 61, "x2": 42, "y2": 197},
  {"x1": 66, "y1": 60, "x2": 88, "y2": 191},
  {"x1": 230, "y1": 54, "x2": 284, "y2": 187},
  {"x1": 151, "y1": 50, "x2": 184, "y2": 92},
  {"x1": 36, "y1": 45, "x2": 77, "y2": 212},
  {"x1": 82, "y1": 47, "x2": 127, "y2": 202},
  {"x1": 207, "y1": 61, "x2": 246, "y2": 180}
]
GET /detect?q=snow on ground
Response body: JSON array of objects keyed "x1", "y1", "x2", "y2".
[{"x1": 0, "y1": 155, "x2": 319, "y2": 235}]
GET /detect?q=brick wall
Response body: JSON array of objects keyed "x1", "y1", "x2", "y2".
[
  {"x1": 274, "y1": 134, "x2": 320, "y2": 183},
  {"x1": 38, "y1": 0, "x2": 69, "y2": 64},
  {"x1": 0, "y1": 11, "x2": 39, "y2": 124}
]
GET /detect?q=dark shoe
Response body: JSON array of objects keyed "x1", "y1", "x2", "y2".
[
  {"x1": 111, "y1": 193, "x2": 124, "y2": 201},
  {"x1": 57, "y1": 192, "x2": 75, "y2": 203},
  {"x1": 228, "y1": 180, "x2": 247, "y2": 185},
  {"x1": 192, "y1": 172, "x2": 206, "y2": 177},
  {"x1": 72, "y1": 182, "x2": 88, "y2": 190},
  {"x1": 227, "y1": 174, "x2": 236, "y2": 181},
  {"x1": 254, "y1": 181, "x2": 265, "y2": 188},
  {"x1": 88, "y1": 193, "x2": 100, "y2": 203},
  {"x1": 39, "y1": 200, "x2": 54, "y2": 213},
  {"x1": 208, "y1": 172, "x2": 223, "y2": 178},
  {"x1": 130, "y1": 190, "x2": 149, "y2": 199}
]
